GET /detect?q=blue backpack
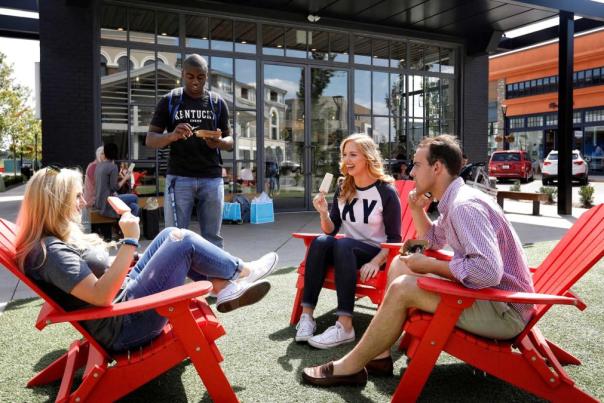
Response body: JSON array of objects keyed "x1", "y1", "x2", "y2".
[{"x1": 167, "y1": 87, "x2": 222, "y2": 130}]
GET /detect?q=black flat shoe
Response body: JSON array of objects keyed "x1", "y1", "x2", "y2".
[
  {"x1": 302, "y1": 362, "x2": 367, "y2": 387},
  {"x1": 365, "y1": 356, "x2": 394, "y2": 377}
]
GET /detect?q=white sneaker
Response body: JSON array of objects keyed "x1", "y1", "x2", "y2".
[
  {"x1": 241, "y1": 252, "x2": 279, "y2": 284},
  {"x1": 308, "y1": 321, "x2": 355, "y2": 349},
  {"x1": 295, "y1": 313, "x2": 316, "y2": 342},
  {"x1": 216, "y1": 280, "x2": 271, "y2": 313}
]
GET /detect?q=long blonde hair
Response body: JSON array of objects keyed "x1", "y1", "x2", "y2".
[
  {"x1": 15, "y1": 167, "x2": 106, "y2": 272},
  {"x1": 338, "y1": 134, "x2": 393, "y2": 202}
]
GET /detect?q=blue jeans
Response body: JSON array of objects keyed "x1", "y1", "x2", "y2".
[
  {"x1": 109, "y1": 227, "x2": 241, "y2": 352},
  {"x1": 165, "y1": 175, "x2": 224, "y2": 248},
  {"x1": 118, "y1": 193, "x2": 140, "y2": 217},
  {"x1": 301, "y1": 235, "x2": 381, "y2": 317}
]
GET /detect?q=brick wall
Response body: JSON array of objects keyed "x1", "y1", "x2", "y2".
[{"x1": 39, "y1": 0, "x2": 98, "y2": 171}]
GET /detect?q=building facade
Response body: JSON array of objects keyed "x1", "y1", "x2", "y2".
[
  {"x1": 40, "y1": 0, "x2": 498, "y2": 212},
  {"x1": 489, "y1": 28, "x2": 604, "y2": 175}
]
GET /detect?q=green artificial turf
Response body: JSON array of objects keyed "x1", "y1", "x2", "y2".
[{"x1": 0, "y1": 241, "x2": 602, "y2": 402}]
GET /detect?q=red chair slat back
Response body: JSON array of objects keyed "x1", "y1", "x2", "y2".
[{"x1": 394, "y1": 180, "x2": 418, "y2": 240}]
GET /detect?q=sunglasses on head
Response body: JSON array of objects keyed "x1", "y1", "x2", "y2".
[{"x1": 44, "y1": 164, "x2": 63, "y2": 176}]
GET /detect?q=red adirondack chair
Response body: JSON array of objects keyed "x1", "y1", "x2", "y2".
[
  {"x1": 390, "y1": 203, "x2": 604, "y2": 402},
  {"x1": 0, "y1": 218, "x2": 238, "y2": 403},
  {"x1": 289, "y1": 180, "x2": 418, "y2": 325}
]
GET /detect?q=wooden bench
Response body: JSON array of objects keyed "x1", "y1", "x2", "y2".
[{"x1": 496, "y1": 191, "x2": 548, "y2": 216}]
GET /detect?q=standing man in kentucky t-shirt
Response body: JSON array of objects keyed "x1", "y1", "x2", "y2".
[{"x1": 146, "y1": 54, "x2": 233, "y2": 248}]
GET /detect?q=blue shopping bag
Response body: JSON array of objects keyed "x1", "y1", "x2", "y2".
[
  {"x1": 223, "y1": 202, "x2": 242, "y2": 223},
  {"x1": 251, "y1": 201, "x2": 274, "y2": 224}
]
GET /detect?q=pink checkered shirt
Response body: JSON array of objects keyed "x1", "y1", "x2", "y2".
[{"x1": 424, "y1": 177, "x2": 535, "y2": 323}]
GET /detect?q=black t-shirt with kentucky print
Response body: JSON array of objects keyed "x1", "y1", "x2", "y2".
[{"x1": 150, "y1": 89, "x2": 230, "y2": 178}]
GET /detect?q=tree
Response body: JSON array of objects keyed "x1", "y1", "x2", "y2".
[{"x1": 0, "y1": 52, "x2": 41, "y2": 173}]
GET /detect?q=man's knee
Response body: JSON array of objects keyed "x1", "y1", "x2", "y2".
[
  {"x1": 387, "y1": 274, "x2": 418, "y2": 304},
  {"x1": 387, "y1": 257, "x2": 411, "y2": 284}
]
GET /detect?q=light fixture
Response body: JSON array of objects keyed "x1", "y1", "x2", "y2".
[
  {"x1": 161, "y1": 32, "x2": 167, "y2": 36},
  {"x1": 117, "y1": 27, "x2": 124, "y2": 31},
  {"x1": 277, "y1": 44, "x2": 283, "y2": 48},
  {"x1": 241, "y1": 40, "x2": 247, "y2": 44},
  {"x1": 202, "y1": 36, "x2": 208, "y2": 40},
  {"x1": 310, "y1": 48, "x2": 316, "y2": 51},
  {"x1": 307, "y1": 13, "x2": 320, "y2": 23}
]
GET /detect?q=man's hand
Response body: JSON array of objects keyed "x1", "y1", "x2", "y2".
[
  {"x1": 171, "y1": 123, "x2": 193, "y2": 141},
  {"x1": 360, "y1": 261, "x2": 380, "y2": 282},
  {"x1": 204, "y1": 137, "x2": 222, "y2": 149},
  {"x1": 408, "y1": 189, "x2": 432, "y2": 211},
  {"x1": 399, "y1": 253, "x2": 431, "y2": 274}
]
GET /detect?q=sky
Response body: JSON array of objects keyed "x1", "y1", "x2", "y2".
[{"x1": 0, "y1": 8, "x2": 40, "y2": 108}]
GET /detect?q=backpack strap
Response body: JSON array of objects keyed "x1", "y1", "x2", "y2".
[
  {"x1": 208, "y1": 90, "x2": 222, "y2": 131},
  {"x1": 168, "y1": 87, "x2": 184, "y2": 127}
]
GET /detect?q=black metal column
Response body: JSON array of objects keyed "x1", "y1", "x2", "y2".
[{"x1": 557, "y1": 11, "x2": 574, "y2": 215}]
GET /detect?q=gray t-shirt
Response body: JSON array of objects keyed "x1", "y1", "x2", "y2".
[
  {"x1": 25, "y1": 237, "x2": 125, "y2": 350},
  {"x1": 94, "y1": 160, "x2": 119, "y2": 218}
]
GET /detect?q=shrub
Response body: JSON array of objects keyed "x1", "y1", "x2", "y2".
[
  {"x1": 510, "y1": 180, "x2": 521, "y2": 192},
  {"x1": 3, "y1": 175, "x2": 24, "y2": 188},
  {"x1": 579, "y1": 185, "x2": 595, "y2": 208},
  {"x1": 539, "y1": 186, "x2": 557, "y2": 204}
]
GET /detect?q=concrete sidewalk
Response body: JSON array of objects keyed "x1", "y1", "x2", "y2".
[{"x1": 0, "y1": 182, "x2": 595, "y2": 312}]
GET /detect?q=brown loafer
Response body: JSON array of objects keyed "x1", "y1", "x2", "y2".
[
  {"x1": 365, "y1": 356, "x2": 393, "y2": 377},
  {"x1": 302, "y1": 361, "x2": 367, "y2": 387}
]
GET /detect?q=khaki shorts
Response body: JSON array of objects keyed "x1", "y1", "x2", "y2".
[{"x1": 455, "y1": 300, "x2": 526, "y2": 340}]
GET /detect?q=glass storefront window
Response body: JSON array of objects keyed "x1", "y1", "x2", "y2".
[
  {"x1": 330, "y1": 32, "x2": 349, "y2": 63},
  {"x1": 101, "y1": 5, "x2": 127, "y2": 41},
  {"x1": 286, "y1": 28, "x2": 308, "y2": 58},
  {"x1": 157, "y1": 52, "x2": 183, "y2": 95},
  {"x1": 354, "y1": 35, "x2": 371, "y2": 65},
  {"x1": 130, "y1": 105, "x2": 156, "y2": 160},
  {"x1": 355, "y1": 70, "x2": 371, "y2": 114},
  {"x1": 210, "y1": 57, "x2": 234, "y2": 101},
  {"x1": 185, "y1": 15, "x2": 209, "y2": 48},
  {"x1": 128, "y1": 8, "x2": 155, "y2": 44},
  {"x1": 211, "y1": 18, "x2": 233, "y2": 52},
  {"x1": 307, "y1": 30, "x2": 328, "y2": 61},
  {"x1": 157, "y1": 13, "x2": 179, "y2": 46},
  {"x1": 130, "y1": 49, "x2": 156, "y2": 105},
  {"x1": 234, "y1": 21, "x2": 256, "y2": 53},
  {"x1": 372, "y1": 38, "x2": 389, "y2": 67},
  {"x1": 235, "y1": 59, "x2": 256, "y2": 109},
  {"x1": 390, "y1": 41, "x2": 406, "y2": 69},
  {"x1": 373, "y1": 72, "x2": 389, "y2": 116},
  {"x1": 585, "y1": 126, "x2": 604, "y2": 173},
  {"x1": 100, "y1": 9, "x2": 458, "y2": 206},
  {"x1": 440, "y1": 48, "x2": 455, "y2": 74},
  {"x1": 263, "y1": 25, "x2": 285, "y2": 56}
]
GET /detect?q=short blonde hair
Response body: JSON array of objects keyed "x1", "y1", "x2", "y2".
[
  {"x1": 338, "y1": 134, "x2": 393, "y2": 202},
  {"x1": 15, "y1": 167, "x2": 105, "y2": 271}
]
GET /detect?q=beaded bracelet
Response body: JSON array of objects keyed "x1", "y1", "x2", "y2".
[{"x1": 119, "y1": 238, "x2": 140, "y2": 248}]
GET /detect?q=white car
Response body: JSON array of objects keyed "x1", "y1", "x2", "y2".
[{"x1": 541, "y1": 150, "x2": 589, "y2": 186}]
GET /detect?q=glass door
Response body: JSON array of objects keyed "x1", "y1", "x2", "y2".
[
  {"x1": 263, "y1": 64, "x2": 305, "y2": 210},
  {"x1": 309, "y1": 67, "x2": 348, "y2": 202}
]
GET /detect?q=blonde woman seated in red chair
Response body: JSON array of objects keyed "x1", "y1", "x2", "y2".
[
  {"x1": 294, "y1": 133, "x2": 401, "y2": 349},
  {"x1": 14, "y1": 167, "x2": 279, "y2": 353}
]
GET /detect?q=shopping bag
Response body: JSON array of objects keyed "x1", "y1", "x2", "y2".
[
  {"x1": 223, "y1": 202, "x2": 242, "y2": 223},
  {"x1": 251, "y1": 200, "x2": 274, "y2": 224}
]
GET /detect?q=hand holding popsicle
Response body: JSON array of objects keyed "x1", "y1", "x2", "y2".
[{"x1": 318, "y1": 173, "x2": 333, "y2": 194}]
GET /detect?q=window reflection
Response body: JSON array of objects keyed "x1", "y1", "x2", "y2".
[
  {"x1": 129, "y1": 8, "x2": 155, "y2": 44},
  {"x1": 185, "y1": 15, "x2": 209, "y2": 48},
  {"x1": 211, "y1": 18, "x2": 233, "y2": 52},
  {"x1": 101, "y1": 5, "x2": 127, "y2": 41}
]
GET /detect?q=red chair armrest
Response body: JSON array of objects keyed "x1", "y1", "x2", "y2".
[
  {"x1": 416, "y1": 277, "x2": 580, "y2": 307},
  {"x1": 38, "y1": 281, "x2": 213, "y2": 328}
]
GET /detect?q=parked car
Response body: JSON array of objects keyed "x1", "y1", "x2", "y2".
[
  {"x1": 488, "y1": 150, "x2": 534, "y2": 183},
  {"x1": 541, "y1": 150, "x2": 589, "y2": 186}
]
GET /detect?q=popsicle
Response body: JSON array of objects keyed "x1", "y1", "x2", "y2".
[{"x1": 319, "y1": 173, "x2": 333, "y2": 194}]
